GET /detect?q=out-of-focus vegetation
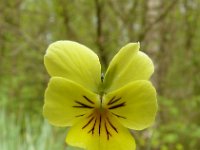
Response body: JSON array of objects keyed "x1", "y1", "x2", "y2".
[{"x1": 0, "y1": 0, "x2": 200, "y2": 150}]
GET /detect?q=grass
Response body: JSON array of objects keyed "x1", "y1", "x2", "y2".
[{"x1": 0, "y1": 106, "x2": 68, "y2": 150}]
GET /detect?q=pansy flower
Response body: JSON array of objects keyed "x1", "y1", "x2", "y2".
[{"x1": 43, "y1": 41, "x2": 157, "y2": 150}]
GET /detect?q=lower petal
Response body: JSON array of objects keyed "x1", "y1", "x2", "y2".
[{"x1": 66, "y1": 113, "x2": 135, "y2": 150}]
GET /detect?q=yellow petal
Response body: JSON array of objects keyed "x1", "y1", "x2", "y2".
[
  {"x1": 43, "y1": 77, "x2": 99, "y2": 127},
  {"x1": 66, "y1": 113, "x2": 135, "y2": 150},
  {"x1": 44, "y1": 41, "x2": 101, "y2": 93},
  {"x1": 105, "y1": 80, "x2": 157, "y2": 130},
  {"x1": 103, "y1": 43, "x2": 154, "y2": 92}
]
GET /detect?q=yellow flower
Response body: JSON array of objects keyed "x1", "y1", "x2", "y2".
[{"x1": 43, "y1": 41, "x2": 157, "y2": 150}]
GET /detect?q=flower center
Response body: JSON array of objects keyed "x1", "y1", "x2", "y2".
[
  {"x1": 72, "y1": 95, "x2": 126, "y2": 140},
  {"x1": 81, "y1": 108, "x2": 118, "y2": 140}
]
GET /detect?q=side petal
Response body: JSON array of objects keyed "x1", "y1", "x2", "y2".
[
  {"x1": 66, "y1": 113, "x2": 135, "y2": 150},
  {"x1": 103, "y1": 43, "x2": 154, "y2": 92},
  {"x1": 105, "y1": 80, "x2": 157, "y2": 130},
  {"x1": 43, "y1": 77, "x2": 99, "y2": 127},
  {"x1": 44, "y1": 41, "x2": 101, "y2": 93}
]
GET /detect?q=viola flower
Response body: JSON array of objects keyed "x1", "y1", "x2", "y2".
[{"x1": 43, "y1": 41, "x2": 157, "y2": 150}]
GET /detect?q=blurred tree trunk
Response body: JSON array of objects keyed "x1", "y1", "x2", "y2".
[
  {"x1": 126, "y1": 0, "x2": 139, "y2": 42},
  {"x1": 95, "y1": 0, "x2": 107, "y2": 69},
  {"x1": 143, "y1": 0, "x2": 178, "y2": 95},
  {"x1": 144, "y1": 0, "x2": 161, "y2": 92}
]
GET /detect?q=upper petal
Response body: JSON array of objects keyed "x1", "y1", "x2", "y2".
[
  {"x1": 103, "y1": 43, "x2": 154, "y2": 92},
  {"x1": 105, "y1": 80, "x2": 157, "y2": 130},
  {"x1": 44, "y1": 41, "x2": 101, "y2": 93},
  {"x1": 66, "y1": 113, "x2": 135, "y2": 150},
  {"x1": 43, "y1": 77, "x2": 99, "y2": 127}
]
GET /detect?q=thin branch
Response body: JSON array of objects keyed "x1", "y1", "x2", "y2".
[
  {"x1": 108, "y1": 0, "x2": 138, "y2": 24},
  {"x1": 107, "y1": 0, "x2": 126, "y2": 22},
  {"x1": 139, "y1": 0, "x2": 179, "y2": 41}
]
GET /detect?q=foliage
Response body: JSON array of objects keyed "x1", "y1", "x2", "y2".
[{"x1": 0, "y1": 0, "x2": 200, "y2": 149}]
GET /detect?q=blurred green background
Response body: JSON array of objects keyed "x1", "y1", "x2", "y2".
[{"x1": 0, "y1": 0, "x2": 200, "y2": 150}]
